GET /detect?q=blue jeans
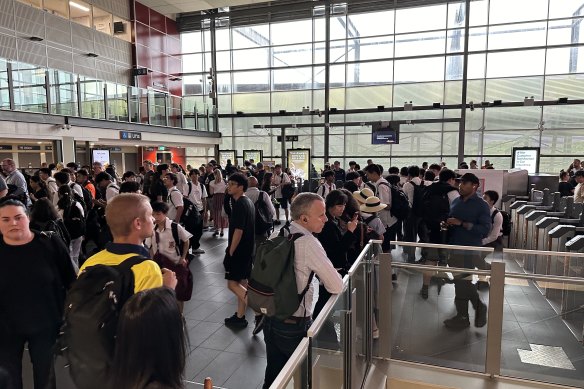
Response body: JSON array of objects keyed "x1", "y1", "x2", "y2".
[{"x1": 262, "y1": 317, "x2": 312, "y2": 389}]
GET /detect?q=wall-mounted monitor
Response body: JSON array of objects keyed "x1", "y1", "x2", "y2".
[
  {"x1": 92, "y1": 149, "x2": 110, "y2": 166},
  {"x1": 371, "y1": 121, "x2": 400, "y2": 144}
]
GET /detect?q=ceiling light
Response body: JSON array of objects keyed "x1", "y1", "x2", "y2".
[
  {"x1": 69, "y1": 1, "x2": 90, "y2": 12},
  {"x1": 37, "y1": 141, "x2": 42, "y2": 144}
]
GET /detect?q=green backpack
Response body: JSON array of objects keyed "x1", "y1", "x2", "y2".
[{"x1": 247, "y1": 231, "x2": 314, "y2": 320}]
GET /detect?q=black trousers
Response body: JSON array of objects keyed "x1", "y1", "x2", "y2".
[
  {"x1": 0, "y1": 328, "x2": 58, "y2": 389},
  {"x1": 382, "y1": 222, "x2": 399, "y2": 252},
  {"x1": 262, "y1": 317, "x2": 311, "y2": 389},
  {"x1": 189, "y1": 211, "x2": 204, "y2": 250},
  {"x1": 449, "y1": 251, "x2": 483, "y2": 317}
]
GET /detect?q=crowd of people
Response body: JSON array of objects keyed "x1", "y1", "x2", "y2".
[{"x1": 1, "y1": 154, "x2": 582, "y2": 389}]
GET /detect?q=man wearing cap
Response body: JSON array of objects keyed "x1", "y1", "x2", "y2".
[{"x1": 443, "y1": 172, "x2": 492, "y2": 330}]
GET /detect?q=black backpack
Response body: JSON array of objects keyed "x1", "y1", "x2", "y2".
[
  {"x1": 255, "y1": 191, "x2": 273, "y2": 235},
  {"x1": 169, "y1": 189, "x2": 200, "y2": 235},
  {"x1": 492, "y1": 209, "x2": 512, "y2": 236},
  {"x1": 410, "y1": 181, "x2": 426, "y2": 217},
  {"x1": 45, "y1": 219, "x2": 71, "y2": 247},
  {"x1": 422, "y1": 182, "x2": 454, "y2": 226},
  {"x1": 247, "y1": 230, "x2": 314, "y2": 320},
  {"x1": 377, "y1": 182, "x2": 409, "y2": 221},
  {"x1": 69, "y1": 183, "x2": 90, "y2": 214},
  {"x1": 59, "y1": 256, "x2": 147, "y2": 389},
  {"x1": 63, "y1": 202, "x2": 86, "y2": 240}
]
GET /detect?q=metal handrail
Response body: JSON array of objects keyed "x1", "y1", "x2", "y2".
[
  {"x1": 390, "y1": 240, "x2": 495, "y2": 252},
  {"x1": 348, "y1": 242, "x2": 372, "y2": 276},
  {"x1": 307, "y1": 274, "x2": 349, "y2": 338},
  {"x1": 270, "y1": 338, "x2": 309, "y2": 389},
  {"x1": 504, "y1": 271, "x2": 584, "y2": 285},
  {"x1": 390, "y1": 262, "x2": 492, "y2": 277},
  {"x1": 503, "y1": 247, "x2": 584, "y2": 258}
]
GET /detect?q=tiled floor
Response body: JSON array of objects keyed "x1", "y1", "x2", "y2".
[{"x1": 389, "y1": 249, "x2": 584, "y2": 388}]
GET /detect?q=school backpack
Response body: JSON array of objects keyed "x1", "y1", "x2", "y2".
[
  {"x1": 377, "y1": 182, "x2": 409, "y2": 221},
  {"x1": 421, "y1": 182, "x2": 454, "y2": 226},
  {"x1": 59, "y1": 256, "x2": 147, "y2": 389},
  {"x1": 492, "y1": 209, "x2": 512, "y2": 236},
  {"x1": 63, "y1": 202, "x2": 86, "y2": 240},
  {"x1": 70, "y1": 182, "x2": 92, "y2": 213},
  {"x1": 247, "y1": 230, "x2": 314, "y2": 320},
  {"x1": 46, "y1": 219, "x2": 71, "y2": 247},
  {"x1": 410, "y1": 181, "x2": 426, "y2": 217},
  {"x1": 255, "y1": 191, "x2": 273, "y2": 235},
  {"x1": 169, "y1": 189, "x2": 200, "y2": 236}
]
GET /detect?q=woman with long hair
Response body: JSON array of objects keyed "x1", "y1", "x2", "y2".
[
  {"x1": 29, "y1": 197, "x2": 71, "y2": 246},
  {"x1": 110, "y1": 287, "x2": 188, "y2": 389},
  {"x1": 208, "y1": 168, "x2": 228, "y2": 237},
  {"x1": 29, "y1": 175, "x2": 48, "y2": 203}
]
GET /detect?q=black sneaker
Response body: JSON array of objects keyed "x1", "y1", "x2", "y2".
[
  {"x1": 475, "y1": 302, "x2": 487, "y2": 328},
  {"x1": 252, "y1": 315, "x2": 265, "y2": 336},
  {"x1": 225, "y1": 313, "x2": 248, "y2": 328},
  {"x1": 420, "y1": 285, "x2": 429, "y2": 299},
  {"x1": 443, "y1": 315, "x2": 470, "y2": 330}
]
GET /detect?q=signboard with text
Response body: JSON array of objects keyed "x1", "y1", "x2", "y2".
[
  {"x1": 18, "y1": 145, "x2": 41, "y2": 151},
  {"x1": 219, "y1": 150, "x2": 236, "y2": 168},
  {"x1": 243, "y1": 150, "x2": 262, "y2": 164},
  {"x1": 512, "y1": 147, "x2": 540, "y2": 174},
  {"x1": 120, "y1": 131, "x2": 142, "y2": 140},
  {"x1": 287, "y1": 148, "x2": 311, "y2": 181},
  {"x1": 92, "y1": 149, "x2": 111, "y2": 166}
]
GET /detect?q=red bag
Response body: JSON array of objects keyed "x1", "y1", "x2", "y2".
[{"x1": 153, "y1": 231, "x2": 193, "y2": 301}]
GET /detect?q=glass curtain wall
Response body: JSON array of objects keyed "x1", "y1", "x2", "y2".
[{"x1": 181, "y1": 0, "x2": 584, "y2": 172}]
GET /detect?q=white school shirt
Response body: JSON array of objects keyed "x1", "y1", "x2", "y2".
[
  {"x1": 167, "y1": 187, "x2": 184, "y2": 221},
  {"x1": 148, "y1": 219, "x2": 193, "y2": 264},
  {"x1": 187, "y1": 181, "x2": 207, "y2": 212}
]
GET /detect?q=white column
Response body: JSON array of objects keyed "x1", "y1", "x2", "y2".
[{"x1": 62, "y1": 136, "x2": 76, "y2": 163}]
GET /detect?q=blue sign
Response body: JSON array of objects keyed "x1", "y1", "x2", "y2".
[{"x1": 120, "y1": 131, "x2": 142, "y2": 140}]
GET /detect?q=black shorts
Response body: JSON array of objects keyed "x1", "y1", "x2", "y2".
[
  {"x1": 276, "y1": 197, "x2": 289, "y2": 209},
  {"x1": 224, "y1": 253, "x2": 252, "y2": 281}
]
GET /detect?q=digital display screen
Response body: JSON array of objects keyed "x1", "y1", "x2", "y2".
[
  {"x1": 92, "y1": 149, "x2": 111, "y2": 166},
  {"x1": 372, "y1": 122, "x2": 400, "y2": 144}
]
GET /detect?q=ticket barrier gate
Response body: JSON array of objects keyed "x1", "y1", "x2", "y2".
[
  {"x1": 560, "y1": 235, "x2": 584, "y2": 342},
  {"x1": 510, "y1": 189, "x2": 555, "y2": 249}
]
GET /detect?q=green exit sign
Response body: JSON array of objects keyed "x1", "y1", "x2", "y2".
[{"x1": 158, "y1": 146, "x2": 166, "y2": 151}]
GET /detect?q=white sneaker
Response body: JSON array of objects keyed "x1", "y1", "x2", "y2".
[{"x1": 193, "y1": 248, "x2": 205, "y2": 254}]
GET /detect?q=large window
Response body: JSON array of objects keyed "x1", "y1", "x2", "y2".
[{"x1": 181, "y1": 0, "x2": 584, "y2": 172}]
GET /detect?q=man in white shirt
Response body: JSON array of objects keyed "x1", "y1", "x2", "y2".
[
  {"x1": 574, "y1": 170, "x2": 584, "y2": 203},
  {"x1": 402, "y1": 165, "x2": 424, "y2": 262},
  {"x1": 94, "y1": 172, "x2": 119, "y2": 207},
  {"x1": 187, "y1": 169, "x2": 207, "y2": 254},
  {"x1": 164, "y1": 172, "x2": 184, "y2": 223},
  {"x1": 171, "y1": 163, "x2": 189, "y2": 195},
  {"x1": 271, "y1": 164, "x2": 291, "y2": 225},
  {"x1": 245, "y1": 176, "x2": 276, "y2": 248},
  {"x1": 316, "y1": 170, "x2": 336, "y2": 198},
  {"x1": 38, "y1": 167, "x2": 59, "y2": 203},
  {"x1": 262, "y1": 193, "x2": 343, "y2": 389},
  {"x1": 364, "y1": 164, "x2": 397, "y2": 253}
]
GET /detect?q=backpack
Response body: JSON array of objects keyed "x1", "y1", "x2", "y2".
[
  {"x1": 377, "y1": 182, "x2": 409, "y2": 221},
  {"x1": 410, "y1": 181, "x2": 426, "y2": 217},
  {"x1": 255, "y1": 191, "x2": 273, "y2": 235},
  {"x1": 492, "y1": 209, "x2": 512, "y2": 236},
  {"x1": 70, "y1": 183, "x2": 92, "y2": 213},
  {"x1": 421, "y1": 182, "x2": 453, "y2": 226},
  {"x1": 63, "y1": 202, "x2": 86, "y2": 240},
  {"x1": 45, "y1": 219, "x2": 71, "y2": 247},
  {"x1": 170, "y1": 221, "x2": 194, "y2": 263},
  {"x1": 169, "y1": 189, "x2": 200, "y2": 235},
  {"x1": 59, "y1": 256, "x2": 147, "y2": 389},
  {"x1": 247, "y1": 231, "x2": 314, "y2": 320}
]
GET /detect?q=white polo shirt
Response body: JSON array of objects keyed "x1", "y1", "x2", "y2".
[
  {"x1": 148, "y1": 219, "x2": 193, "y2": 264},
  {"x1": 167, "y1": 187, "x2": 184, "y2": 221}
]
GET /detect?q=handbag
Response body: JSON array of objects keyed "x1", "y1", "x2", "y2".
[{"x1": 153, "y1": 230, "x2": 193, "y2": 302}]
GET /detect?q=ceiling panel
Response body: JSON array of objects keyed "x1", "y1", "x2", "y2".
[{"x1": 137, "y1": 0, "x2": 277, "y2": 19}]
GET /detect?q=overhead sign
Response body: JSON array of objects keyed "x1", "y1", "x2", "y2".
[
  {"x1": 18, "y1": 145, "x2": 41, "y2": 150},
  {"x1": 120, "y1": 131, "x2": 142, "y2": 140},
  {"x1": 512, "y1": 147, "x2": 540, "y2": 174},
  {"x1": 287, "y1": 148, "x2": 310, "y2": 181},
  {"x1": 277, "y1": 135, "x2": 299, "y2": 142},
  {"x1": 371, "y1": 121, "x2": 400, "y2": 144},
  {"x1": 0, "y1": 145, "x2": 13, "y2": 150}
]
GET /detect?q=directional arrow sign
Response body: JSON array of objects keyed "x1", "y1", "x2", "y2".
[{"x1": 517, "y1": 344, "x2": 575, "y2": 370}]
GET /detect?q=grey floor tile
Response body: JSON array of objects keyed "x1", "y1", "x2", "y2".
[
  {"x1": 185, "y1": 347, "x2": 222, "y2": 380},
  {"x1": 222, "y1": 354, "x2": 267, "y2": 389},
  {"x1": 192, "y1": 351, "x2": 247, "y2": 386}
]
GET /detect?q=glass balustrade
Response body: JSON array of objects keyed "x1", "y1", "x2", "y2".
[
  {"x1": 0, "y1": 57, "x2": 216, "y2": 132},
  {"x1": 270, "y1": 241, "x2": 584, "y2": 389}
]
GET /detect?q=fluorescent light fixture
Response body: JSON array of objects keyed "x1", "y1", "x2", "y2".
[{"x1": 69, "y1": 1, "x2": 90, "y2": 12}]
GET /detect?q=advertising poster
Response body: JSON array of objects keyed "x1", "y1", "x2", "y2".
[
  {"x1": 219, "y1": 150, "x2": 236, "y2": 168},
  {"x1": 92, "y1": 149, "x2": 111, "y2": 166},
  {"x1": 243, "y1": 150, "x2": 263, "y2": 164},
  {"x1": 512, "y1": 147, "x2": 540, "y2": 174},
  {"x1": 287, "y1": 148, "x2": 311, "y2": 181}
]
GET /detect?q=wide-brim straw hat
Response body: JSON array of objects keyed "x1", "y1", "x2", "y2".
[
  {"x1": 359, "y1": 196, "x2": 387, "y2": 213},
  {"x1": 353, "y1": 187, "x2": 374, "y2": 204}
]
